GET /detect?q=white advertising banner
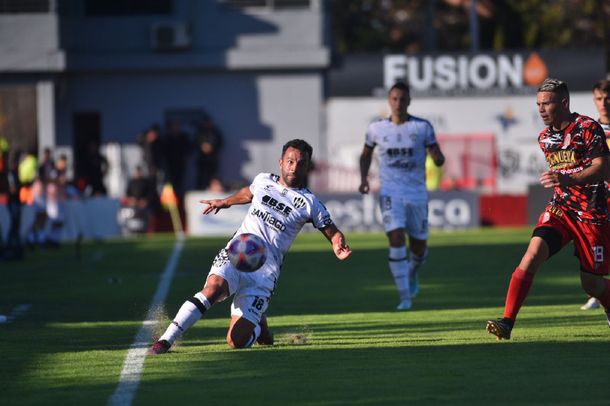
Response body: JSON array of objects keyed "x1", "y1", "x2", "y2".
[
  {"x1": 0, "y1": 198, "x2": 121, "y2": 242},
  {"x1": 326, "y1": 92, "x2": 598, "y2": 194}
]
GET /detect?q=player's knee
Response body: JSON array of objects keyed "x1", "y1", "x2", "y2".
[
  {"x1": 226, "y1": 329, "x2": 249, "y2": 349},
  {"x1": 580, "y1": 272, "x2": 605, "y2": 297}
]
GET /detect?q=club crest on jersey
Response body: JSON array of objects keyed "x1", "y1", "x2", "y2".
[
  {"x1": 292, "y1": 196, "x2": 306, "y2": 209},
  {"x1": 281, "y1": 188, "x2": 288, "y2": 196}
]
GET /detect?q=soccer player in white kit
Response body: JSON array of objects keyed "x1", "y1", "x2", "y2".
[
  {"x1": 359, "y1": 82, "x2": 445, "y2": 310},
  {"x1": 581, "y1": 79, "x2": 610, "y2": 310},
  {"x1": 148, "y1": 139, "x2": 351, "y2": 354}
]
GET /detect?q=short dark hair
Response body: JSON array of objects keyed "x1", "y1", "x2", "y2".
[
  {"x1": 538, "y1": 78, "x2": 570, "y2": 100},
  {"x1": 593, "y1": 79, "x2": 610, "y2": 93},
  {"x1": 389, "y1": 82, "x2": 410, "y2": 94},
  {"x1": 282, "y1": 139, "x2": 313, "y2": 161}
]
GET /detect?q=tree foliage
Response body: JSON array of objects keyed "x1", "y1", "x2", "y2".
[{"x1": 331, "y1": 0, "x2": 610, "y2": 56}]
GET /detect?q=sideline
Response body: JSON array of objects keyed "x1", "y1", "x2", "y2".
[{"x1": 107, "y1": 232, "x2": 185, "y2": 406}]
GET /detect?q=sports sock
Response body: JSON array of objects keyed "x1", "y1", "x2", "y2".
[
  {"x1": 503, "y1": 267, "x2": 535, "y2": 321},
  {"x1": 243, "y1": 324, "x2": 262, "y2": 348},
  {"x1": 159, "y1": 292, "x2": 211, "y2": 344},
  {"x1": 594, "y1": 278, "x2": 610, "y2": 310},
  {"x1": 389, "y1": 246, "x2": 410, "y2": 301}
]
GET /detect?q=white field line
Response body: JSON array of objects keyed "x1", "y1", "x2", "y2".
[{"x1": 107, "y1": 232, "x2": 185, "y2": 406}]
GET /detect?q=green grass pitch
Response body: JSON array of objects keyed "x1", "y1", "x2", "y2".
[{"x1": 1, "y1": 228, "x2": 609, "y2": 405}]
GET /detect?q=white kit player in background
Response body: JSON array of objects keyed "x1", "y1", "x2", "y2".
[
  {"x1": 359, "y1": 82, "x2": 445, "y2": 310},
  {"x1": 148, "y1": 139, "x2": 351, "y2": 355},
  {"x1": 581, "y1": 79, "x2": 610, "y2": 311}
]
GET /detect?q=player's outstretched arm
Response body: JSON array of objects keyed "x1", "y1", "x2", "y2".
[
  {"x1": 359, "y1": 145, "x2": 374, "y2": 194},
  {"x1": 200, "y1": 186, "x2": 253, "y2": 215},
  {"x1": 320, "y1": 224, "x2": 352, "y2": 260}
]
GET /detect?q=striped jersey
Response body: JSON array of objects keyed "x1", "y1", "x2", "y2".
[{"x1": 538, "y1": 113, "x2": 609, "y2": 223}]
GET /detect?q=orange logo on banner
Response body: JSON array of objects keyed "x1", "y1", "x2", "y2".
[{"x1": 523, "y1": 52, "x2": 548, "y2": 87}]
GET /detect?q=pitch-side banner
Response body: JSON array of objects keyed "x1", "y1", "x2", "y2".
[
  {"x1": 185, "y1": 190, "x2": 478, "y2": 237},
  {"x1": 328, "y1": 49, "x2": 605, "y2": 97},
  {"x1": 320, "y1": 192, "x2": 478, "y2": 232}
]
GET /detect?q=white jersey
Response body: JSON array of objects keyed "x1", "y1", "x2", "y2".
[
  {"x1": 365, "y1": 116, "x2": 438, "y2": 201},
  {"x1": 230, "y1": 172, "x2": 334, "y2": 271}
]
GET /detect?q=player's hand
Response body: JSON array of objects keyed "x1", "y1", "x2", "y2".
[
  {"x1": 200, "y1": 199, "x2": 229, "y2": 215},
  {"x1": 539, "y1": 170, "x2": 560, "y2": 188},
  {"x1": 358, "y1": 180, "x2": 370, "y2": 194},
  {"x1": 332, "y1": 234, "x2": 352, "y2": 260}
]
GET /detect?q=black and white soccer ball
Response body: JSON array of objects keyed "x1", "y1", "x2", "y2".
[{"x1": 227, "y1": 233, "x2": 267, "y2": 272}]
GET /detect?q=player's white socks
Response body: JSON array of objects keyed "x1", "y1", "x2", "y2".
[
  {"x1": 159, "y1": 292, "x2": 211, "y2": 344},
  {"x1": 389, "y1": 246, "x2": 410, "y2": 301}
]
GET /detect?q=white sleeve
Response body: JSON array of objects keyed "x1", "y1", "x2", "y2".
[
  {"x1": 249, "y1": 172, "x2": 269, "y2": 193},
  {"x1": 365, "y1": 123, "x2": 376, "y2": 148},
  {"x1": 424, "y1": 122, "x2": 438, "y2": 147},
  {"x1": 310, "y1": 197, "x2": 334, "y2": 229}
]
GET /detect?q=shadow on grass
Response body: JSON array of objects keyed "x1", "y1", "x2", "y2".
[
  {"x1": 137, "y1": 339, "x2": 610, "y2": 405},
  {"x1": 271, "y1": 243, "x2": 584, "y2": 316}
]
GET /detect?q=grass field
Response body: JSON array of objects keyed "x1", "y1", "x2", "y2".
[{"x1": 1, "y1": 227, "x2": 610, "y2": 405}]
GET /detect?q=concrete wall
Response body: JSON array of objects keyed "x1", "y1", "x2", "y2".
[
  {"x1": 0, "y1": 14, "x2": 65, "y2": 71},
  {"x1": 54, "y1": 71, "x2": 324, "y2": 187},
  {"x1": 59, "y1": 1, "x2": 328, "y2": 71},
  {"x1": 0, "y1": 0, "x2": 329, "y2": 192}
]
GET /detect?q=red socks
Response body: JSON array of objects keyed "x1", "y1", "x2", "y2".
[{"x1": 503, "y1": 267, "x2": 535, "y2": 320}]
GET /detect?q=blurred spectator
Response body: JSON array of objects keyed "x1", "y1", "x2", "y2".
[
  {"x1": 3, "y1": 151, "x2": 23, "y2": 259},
  {"x1": 164, "y1": 119, "x2": 191, "y2": 198},
  {"x1": 425, "y1": 154, "x2": 443, "y2": 191},
  {"x1": 0, "y1": 146, "x2": 7, "y2": 258},
  {"x1": 119, "y1": 165, "x2": 153, "y2": 235},
  {"x1": 42, "y1": 158, "x2": 68, "y2": 248},
  {"x1": 196, "y1": 116, "x2": 223, "y2": 190},
  {"x1": 54, "y1": 154, "x2": 79, "y2": 199},
  {"x1": 137, "y1": 125, "x2": 165, "y2": 190},
  {"x1": 18, "y1": 149, "x2": 37, "y2": 204},
  {"x1": 38, "y1": 147, "x2": 55, "y2": 184},
  {"x1": 126, "y1": 165, "x2": 153, "y2": 209},
  {"x1": 81, "y1": 140, "x2": 108, "y2": 196}
]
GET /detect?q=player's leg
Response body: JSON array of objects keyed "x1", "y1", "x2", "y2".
[
  {"x1": 381, "y1": 196, "x2": 411, "y2": 309},
  {"x1": 406, "y1": 237, "x2": 427, "y2": 298},
  {"x1": 149, "y1": 274, "x2": 230, "y2": 354},
  {"x1": 580, "y1": 272, "x2": 610, "y2": 326},
  {"x1": 487, "y1": 225, "x2": 563, "y2": 340},
  {"x1": 226, "y1": 293, "x2": 271, "y2": 348},
  {"x1": 575, "y1": 222, "x2": 610, "y2": 326},
  {"x1": 405, "y1": 202, "x2": 429, "y2": 298},
  {"x1": 387, "y1": 228, "x2": 411, "y2": 309}
]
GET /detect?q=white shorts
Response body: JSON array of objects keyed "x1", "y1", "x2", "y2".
[
  {"x1": 206, "y1": 248, "x2": 277, "y2": 325},
  {"x1": 379, "y1": 195, "x2": 428, "y2": 240}
]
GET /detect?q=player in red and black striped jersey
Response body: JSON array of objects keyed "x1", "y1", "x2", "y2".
[{"x1": 487, "y1": 78, "x2": 610, "y2": 340}]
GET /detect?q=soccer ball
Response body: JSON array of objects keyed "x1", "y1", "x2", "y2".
[{"x1": 227, "y1": 233, "x2": 267, "y2": 272}]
